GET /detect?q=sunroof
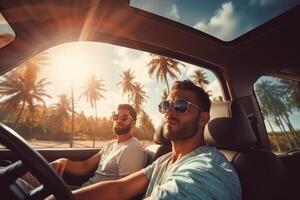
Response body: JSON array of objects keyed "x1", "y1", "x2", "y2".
[
  {"x1": 0, "y1": 13, "x2": 15, "y2": 48},
  {"x1": 130, "y1": 0, "x2": 300, "y2": 41}
]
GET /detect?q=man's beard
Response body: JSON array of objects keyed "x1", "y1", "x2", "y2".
[
  {"x1": 114, "y1": 124, "x2": 131, "y2": 135},
  {"x1": 163, "y1": 114, "x2": 200, "y2": 141}
]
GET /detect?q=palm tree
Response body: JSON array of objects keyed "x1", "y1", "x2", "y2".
[
  {"x1": 261, "y1": 106, "x2": 281, "y2": 152},
  {"x1": 117, "y1": 69, "x2": 136, "y2": 103},
  {"x1": 266, "y1": 80, "x2": 299, "y2": 147},
  {"x1": 161, "y1": 89, "x2": 169, "y2": 101},
  {"x1": 255, "y1": 80, "x2": 296, "y2": 150},
  {"x1": 53, "y1": 95, "x2": 72, "y2": 145},
  {"x1": 191, "y1": 69, "x2": 210, "y2": 90},
  {"x1": 54, "y1": 95, "x2": 71, "y2": 124},
  {"x1": 75, "y1": 111, "x2": 89, "y2": 136},
  {"x1": 52, "y1": 93, "x2": 84, "y2": 146},
  {"x1": 0, "y1": 51, "x2": 50, "y2": 127},
  {"x1": 138, "y1": 111, "x2": 155, "y2": 141},
  {"x1": 277, "y1": 81, "x2": 300, "y2": 146},
  {"x1": 132, "y1": 82, "x2": 148, "y2": 115},
  {"x1": 80, "y1": 75, "x2": 106, "y2": 147},
  {"x1": 0, "y1": 68, "x2": 51, "y2": 127},
  {"x1": 280, "y1": 79, "x2": 300, "y2": 108},
  {"x1": 148, "y1": 54, "x2": 185, "y2": 93},
  {"x1": 71, "y1": 86, "x2": 75, "y2": 147}
]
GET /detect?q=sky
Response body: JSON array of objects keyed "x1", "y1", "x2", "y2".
[
  {"x1": 130, "y1": 0, "x2": 300, "y2": 41},
  {"x1": 0, "y1": 13, "x2": 15, "y2": 48},
  {"x1": 38, "y1": 42, "x2": 223, "y2": 127},
  {"x1": 0, "y1": 13, "x2": 14, "y2": 35}
]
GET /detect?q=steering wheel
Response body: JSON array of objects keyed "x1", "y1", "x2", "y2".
[{"x1": 0, "y1": 123, "x2": 74, "y2": 200}]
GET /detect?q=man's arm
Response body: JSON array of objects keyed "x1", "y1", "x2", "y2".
[
  {"x1": 73, "y1": 170, "x2": 149, "y2": 200},
  {"x1": 50, "y1": 153, "x2": 100, "y2": 176}
]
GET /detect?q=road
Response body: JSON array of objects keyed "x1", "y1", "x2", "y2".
[{"x1": 1, "y1": 139, "x2": 154, "y2": 149}]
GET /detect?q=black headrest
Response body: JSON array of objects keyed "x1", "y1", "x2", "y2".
[{"x1": 204, "y1": 101, "x2": 257, "y2": 152}]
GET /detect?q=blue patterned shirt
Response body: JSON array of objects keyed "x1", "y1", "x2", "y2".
[{"x1": 143, "y1": 145, "x2": 241, "y2": 200}]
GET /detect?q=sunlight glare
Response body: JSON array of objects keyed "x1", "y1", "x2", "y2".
[{"x1": 49, "y1": 43, "x2": 99, "y2": 86}]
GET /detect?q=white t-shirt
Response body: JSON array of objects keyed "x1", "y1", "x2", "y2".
[{"x1": 83, "y1": 137, "x2": 146, "y2": 186}]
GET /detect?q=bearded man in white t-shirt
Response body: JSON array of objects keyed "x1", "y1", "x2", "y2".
[{"x1": 21, "y1": 104, "x2": 146, "y2": 189}]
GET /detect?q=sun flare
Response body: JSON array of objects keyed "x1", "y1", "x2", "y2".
[{"x1": 48, "y1": 43, "x2": 99, "y2": 86}]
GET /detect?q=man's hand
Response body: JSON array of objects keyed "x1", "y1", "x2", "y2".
[{"x1": 50, "y1": 158, "x2": 68, "y2": 176}]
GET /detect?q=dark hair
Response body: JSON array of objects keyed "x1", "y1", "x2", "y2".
[
  {"x1": 117, "y1": 104, "x2": 137, "y2": 120},
  {"x1": 171, "y1": 79, "x2": 211, "y2": 112}
]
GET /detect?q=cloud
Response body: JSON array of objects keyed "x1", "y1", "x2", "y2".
[
  {"x1": 193, "y1": 2, "x2": 238, "y2": 41},
  {"x1": 167, "y1": 4, "x2": 180, "y2": 20}
]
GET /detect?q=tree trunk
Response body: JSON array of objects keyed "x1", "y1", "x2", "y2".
[
  {"x1": 279, "y1": 117, "x2": 293, "y2": 150},
  {"x1": 266, "y1": 116, "x2": 281, "y2": 152},
  {"x1": 14, "y1": 100, "x2": 26, "y2": 127},
  {"x1": 93, "y1": 101, "x2": 97, "y2": 148},
  {"x1": 283, "y1": 112, "x2": 299, "y2": 147},
  {"x1": 279, "y1": 114, "x2": 296, "y2": 147},
  {"x1": 164, "y1": 74, "x2": 170, "y2": 93},
  {"x1": 278, "y1": 115, "x2": 294, "y2": 148},
  {"x1": 274, "y1": 116, "x2": 292, "y2": 150},
  {"x1": 270, "y1": 101, "x2": 292, "y2": 150},
  {"x1": 70, "y1": 86, "x2": 75, "y2": 148},
  {"x1": 29, "y1": 112, "x2": 34, "y2": 139},
  {"x1": 128, "y1": 93, "x2": 131, "y2": 104}
]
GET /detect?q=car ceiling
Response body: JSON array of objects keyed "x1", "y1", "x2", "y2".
[{"x1": 0, "y1": 0, "x2": 299, "y2": 82}]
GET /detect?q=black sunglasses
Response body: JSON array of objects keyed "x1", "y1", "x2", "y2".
[
  {"x1": 158, "y1": 99, "x2": 201, "y2": 114},
  {"x1": 112, "y1": 114, "x2": 133, "y2": 122}
]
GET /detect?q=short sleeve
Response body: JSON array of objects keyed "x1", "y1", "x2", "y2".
[
  {"x1": 142, "y1": 153, "x2": 170, "y2": 182},
  {"x1": 142, "y1": 162, "x2": 155, "y2": 181}
]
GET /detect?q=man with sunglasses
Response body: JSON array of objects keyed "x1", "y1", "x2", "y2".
[
  {"x1": 22, "y1": 104, "x2": 146, "y2": 190},
  {"x1": 50, "y1": 80, "x2": 240, "y2": 200}
]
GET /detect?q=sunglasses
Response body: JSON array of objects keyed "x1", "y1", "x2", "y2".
[
  {"x1": 158, "y1": 99, "x2": 201, "y2": 114},
  {"x1": 112, "y1": 114, "x2": 133, "y2": 122}
]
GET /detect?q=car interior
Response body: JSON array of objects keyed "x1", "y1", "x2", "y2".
[{"x1": 0, "y1": 0, "x2": 299, "y2": 200}]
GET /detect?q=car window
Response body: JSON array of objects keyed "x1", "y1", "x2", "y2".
[
  {"x1": 130, "y1": 0, "x2": 300, "y2": 41},
  {"x1": 254, "y1": 76, "x2": 300, "y2": 153},
  {"x1": 0, "y1": 42, "x2": 224, "y2": 149}
]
